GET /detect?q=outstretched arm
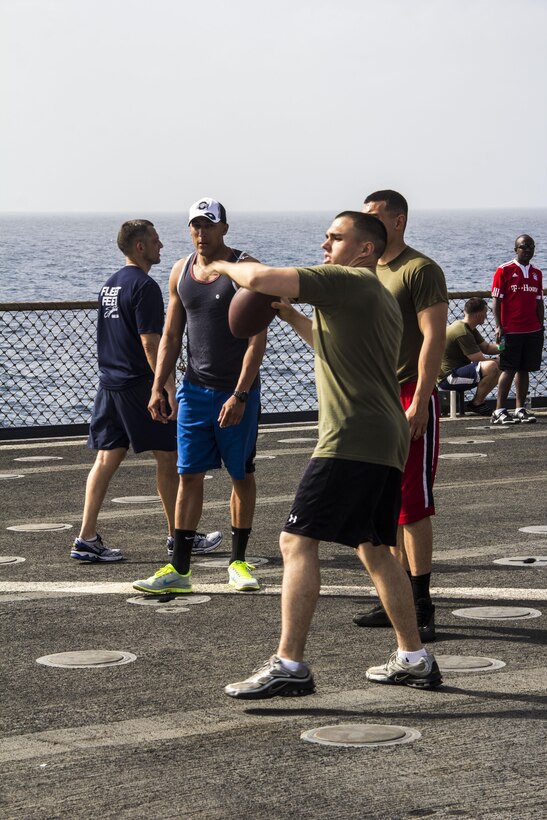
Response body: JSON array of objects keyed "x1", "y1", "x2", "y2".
[{"x1": 203, "y1": 260, "x2": 300, "y2": 299}]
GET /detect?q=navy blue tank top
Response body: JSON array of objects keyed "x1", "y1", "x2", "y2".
[{"x1": 177, "y1": 250, "x2": 260, "y2": 392}]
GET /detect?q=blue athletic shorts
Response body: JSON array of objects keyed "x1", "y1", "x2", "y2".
[
  {"x1": 438, "y1": 362, "x2": 480, "y2": 390},
  {"x1": 88, "y1": 378, "x2": 177, "y2": 453},
  {"x1": 176, "y1": 380, "x2": 260, "y2": 480}
]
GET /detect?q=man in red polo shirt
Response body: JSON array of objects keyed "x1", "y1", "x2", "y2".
[{"x1": 491, "y1": 234, "x2": 544, "y2": 425}]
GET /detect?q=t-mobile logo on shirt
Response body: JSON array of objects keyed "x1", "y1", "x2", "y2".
[{"x1": 101, "y1": 286, "x2": 121, "y2": 318}]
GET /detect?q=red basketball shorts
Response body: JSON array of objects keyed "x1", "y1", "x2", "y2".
[{"x1": 398, "y1": 382, "x2": 440, "y2": 525}]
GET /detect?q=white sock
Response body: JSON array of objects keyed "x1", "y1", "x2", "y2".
[
  {"x1": 493, "y1": 408, "x2": 505, "y2": 415},
  {"x1": 277, "y1": 655, "x2": 306, "y2": 672},
  {"x1": 397, "y1": 648, "x2": 428, "y2": 664},
  {"x1": 80, "y1": 534, "x2": 98, "y2": 543},
  {"x1": 515, "y1": 407, "x2": 524, "y2": 413}
]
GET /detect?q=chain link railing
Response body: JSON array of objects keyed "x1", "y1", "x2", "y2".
[{"x1": 1, "y1": 294, "x2": 546, "y2": 435}]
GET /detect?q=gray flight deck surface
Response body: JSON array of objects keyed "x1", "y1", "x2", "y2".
[{"x1": 1, "y1": 417, "x2": 546, "y2": 819}]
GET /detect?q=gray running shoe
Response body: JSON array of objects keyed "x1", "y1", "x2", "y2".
[
  {"x1": 167, "y1": 531, "x2": 223, "y2": 558},
  {"x1": 224, "y1": 655, "x2": 316, "y2": 700},
  {"x1": 192, "y1": 530, "x2": 223, "y2": 554},
  {"x1": 491, "y1": 410, "x2": 516, "y2": 426},
  {"x1": 514, "y1": 408, "x2": 537, "y2": 424},
  {"x1": 133, "y1": 564, "x2": 192, "y2": 594},
  {"x1": 70, "y1": 534, "x2": 123, "y2": 562},
  {"x1": 366, "y1": 649, "x2": 442, "y2": 689}
]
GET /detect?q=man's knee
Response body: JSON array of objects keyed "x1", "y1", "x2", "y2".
[
  {"x1": 153, "y1": 449, "x2": 177, "y2": 468},
  {"x1": 480, "y1": 360, "x2": 500, "y2": 379},
  {"x1": 94, "y1": 447, "x2": 127, "y2": 471},
  {"x1": 279, "y1": 531, "x2": 317, "y2": 561}
]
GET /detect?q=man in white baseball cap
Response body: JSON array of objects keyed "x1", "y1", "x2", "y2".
[{"x1": 133, "y1": 197, "x2": 267, "y2": 596}]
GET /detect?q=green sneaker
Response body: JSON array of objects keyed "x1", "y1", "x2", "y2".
[
  {"x1": 228, "y1": 560, "x2": 260, "y2": 591},
  {"x1": 132, "y1": 564, "x2": 192, "y2": 595}
]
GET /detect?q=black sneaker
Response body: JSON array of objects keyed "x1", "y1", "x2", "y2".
[
  {"x1": 366, "y1": 649, "x2": 443, "y2": 689},
  {"x1": 224, "y1": 655, "x2": 316, "y2": 700},
  {"x1": 353, "y1": 602, "x2": 391, "y2": 628},
  {"x1": 415, "y1": 598, "x2": 436, "y2": 642},
  {"x1": 465, "y1": 401, "x2": 490, "y2": 417}
]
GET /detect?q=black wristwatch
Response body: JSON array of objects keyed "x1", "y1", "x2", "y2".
[{"x1": 233, "y1": 390, "x2": 249, "y2": 403}]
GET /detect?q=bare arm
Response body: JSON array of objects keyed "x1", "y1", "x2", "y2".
[
  {"x1": 203, "y1": 260, "x2": 300, "y2": 299},
  {"x1": 477, "y1": 340, "x2": 499, "y2": 356},
  {"x1": 492, "y1": 296, "x2": 503, "y2": 343},
  {"x1": 272, "y1": 298, "x2": 314, "y2": 348},
  {"x1": 409, "y1": 302, "x2": 448, "y2": 439},
  {"x1": 148, "y1": 260, "x2": 187, "y2": 423},
  {"x1": 218, "y1": 329, "x2": 268, "y2": 428},
  {"x1": 537, "y1": 295, "x2": 545, "y2": 326}
]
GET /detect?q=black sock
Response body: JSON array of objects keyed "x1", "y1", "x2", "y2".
[
  {"x1": 171, "y1": 529, "x2": 195, "y2": 575},
  {"x1": 411, "y1": 572, "x2": 431, "y2": 605},
  {"x1": 231, "y1": 527, "x2": 251, "y2": 563}
]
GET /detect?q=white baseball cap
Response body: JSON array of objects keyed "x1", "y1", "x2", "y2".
[{"x1": 188, "y1": 197, "x2": 227, "y2": 226}]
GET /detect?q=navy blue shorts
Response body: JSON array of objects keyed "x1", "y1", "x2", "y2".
[
  {"x1": 88, "y1": 379, "x2": 177, "y2": 453},
  {"x1": 176, "y1": 380, "x2": 260, "y2": 480},
  {"x1": 283, "y1": 457, "x2": 402, "y2": 548},
  {"x1": 438, "y1": 362, "x2": 480, "y2": 390},
  {"x1": 500, "y1": 331, "x2": 544, "y2": 372}
]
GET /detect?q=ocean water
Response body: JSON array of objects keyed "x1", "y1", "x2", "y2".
[{"x1": 1, "y1": 209, "x2": 547, "y2": 301}]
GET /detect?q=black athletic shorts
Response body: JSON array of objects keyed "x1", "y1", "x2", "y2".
[
  {"x1": 88, "y1": 379, "x2": 177, "y2": 453},
  {"x1": 500, "y1": 331, "x2": 544, "y2": 372},
  {"x1": 282, "y1": 457, "x2": 402, "y2": 548}
]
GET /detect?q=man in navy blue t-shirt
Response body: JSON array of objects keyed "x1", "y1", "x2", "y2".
[{"x1": 71, "y1": 219, "x2": 221, "y2": 562}]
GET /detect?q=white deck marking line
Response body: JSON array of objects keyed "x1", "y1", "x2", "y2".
[{"x1": 0, "y1": 581, "x2": 545, "y2": 600}]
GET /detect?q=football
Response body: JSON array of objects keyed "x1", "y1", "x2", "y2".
[{"x1": 228, "y1": 287, "x2": 278, "y2": 338}]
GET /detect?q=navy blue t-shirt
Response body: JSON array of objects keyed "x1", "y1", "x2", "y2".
[{"x1": 97, "y1": 265, "x2": 165, "y2": 390}]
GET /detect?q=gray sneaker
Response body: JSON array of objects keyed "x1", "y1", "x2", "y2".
[
  {"x1": 132, "y1": 564, "x2": 192, "y2": 594},
  {"x1": 366, "y1": 649, "x2": 442, "y2": 689},
  {"x1": 167, "y1": 531, "x2": 223, "y2": 558},
  {"x1": 224, "y1": 655, "x2": 316, "y2": 700},
  {"x1": 70, "y1": 534, "x2": 123, "y2": 562}
]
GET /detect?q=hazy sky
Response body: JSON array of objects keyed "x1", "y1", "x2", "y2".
[{"x1": 1, "y1": 0, "x2": 546, "y2": 213}]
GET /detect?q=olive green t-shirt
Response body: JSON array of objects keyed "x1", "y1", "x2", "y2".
[
  {"x1": 296, "y1": 265, "x2": 409, "y2": 473},
  {"x1": 438, "y1": 320, "x2": 484, "y2": 379},
  {"x1": 376, "y1": 246, "x2": 448, "y2": 384}
]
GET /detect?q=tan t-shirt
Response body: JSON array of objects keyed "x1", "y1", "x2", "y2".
[
  {"x1": 376, "y1": 246, "x2": 448, "y2": 385},
  {"x1": 297, "y1": 265, "x2": 409, "y2": 473},
  {"x1": 439, "y1": 320, "x2": 484, "y2": 379}
]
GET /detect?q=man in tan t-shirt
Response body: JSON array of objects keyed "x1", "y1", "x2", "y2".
[
  {"x1": 357, "y1": 190, "x2": 448, "y2": 642},
  {"x1": 202, "y1": 211, "x2": 442, "y2": 699}
]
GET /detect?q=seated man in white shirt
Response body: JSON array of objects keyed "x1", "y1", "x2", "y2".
[{"x1": 438, "y1": 297, "x2": 500, "y2": 416}]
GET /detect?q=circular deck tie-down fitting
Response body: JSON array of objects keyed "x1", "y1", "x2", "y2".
[
  {"x1": 439, "y1": 452, "x2": 487, "y2": 460},
  {"x1": 193, "y1": 556, "x2": 269, "y2": 568},
  {"x1": 300, "y1": 723, "x2": 421, "y2": 748},
  {"x1": 0, "y1": 556, "x2": 26, "y2": 565},
  {"x1": 453, "y1": 606, "x2": 542, "y2": 620},
  {"x1": 36, "y1": 650, "x2": 137, "y2": 668},
  {"x1": 127, "y1": 594, "x2": 210, "y2": 608},
  {"x1": 6, "y1": 523, "x2": 72, "y2": 532},
  {"x1": 493, "y1": 556, "x2": 547, "y2": 567},
  {"x1": 14, "y1": 456, "x2": 63, "y2": 462},
  {"x1": 435, "y1": 655, "x2": 506, "y2": 673},
  {"x1": 519, "y1": 525, "x2": 547, "y2": 535}
]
